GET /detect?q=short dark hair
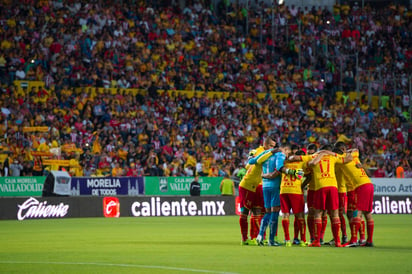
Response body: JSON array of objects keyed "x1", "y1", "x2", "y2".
[
  {"x1": 291, "y1": 144, "x2": 299, "y2": 151},
  {"x1": 334, "y1": 141, "x2": 347, "y2": 151},
  {"x1": 307, "y1": 143, "x2": 317, "y2": 151},
  {"x1": 320, "y1": 144, "x2": 333, "y2": 151},
  {"x1": 332, "y1": 147, "x2": 344, "y2": 155},
  {"x1": 295, "y1": 150, "x2": 305, "y2": 156}
]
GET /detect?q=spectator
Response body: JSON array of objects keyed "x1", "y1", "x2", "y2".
[
  {"x1": 373, "y1": 164, "x2": 386, "y2": 178},
  {"x1": 0, "y1": 1, "x2": 409, "y2": 179},
  {"x1": 189, "y1": 175, "x2": 201, "y2": 196},
  {"x1": 220, "y1": 174, "x2": 235, "y2": 196},
  {"x1": 396, "y1": 164, "x2": 405, "y2": 178},
  {"x1": 10, "y1": 159, "x2": 23, "y2": 177}
]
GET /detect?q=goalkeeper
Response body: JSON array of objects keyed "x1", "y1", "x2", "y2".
[{"x1": 249, "y1": 143, "x2": 303, "y2": 246}]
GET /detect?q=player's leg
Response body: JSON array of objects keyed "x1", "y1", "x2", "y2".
[
  {"x1": 280, "y1": 194, "x2": 291, "y2": 246},
  {"x1": 238, "y1": 187, "x2": 253, "y2": 245},
  {"x1": 330, "y1": 209, "x2": 342, "y2": 247},
  {"x1": 359, "y1": 217, "x2": 366, "y2": 244},
  {"x1": 339, "y1": 192, "x2": 348, "y2": 244},
  {"x1": 269, "y1": 188, "x2": 281, "y2": 246},
  {"x1": 250, "y1": 207, "x2": 262, "y2": 240},
  {"x1": 250, "y1": 185, "x2": 264, "y2": 240},
  {"x1": 362, "y1": 211, "x2": 374, "y2": 247},
  {"x1": 293, "y1": 194, "x2": 307, "y2": 246},
  {"x1": 345, "y1": 189, "x2": 360, "y2": 246},
  {"x1": 282, "y1": 212, "x2": 291, "y2": 246},
  {"x1": 309, "y1": 209, "x2": 322, "y2": 247},
  {"x1": 306, "y1": 190, "x2": 315, "y2": 243},
  {"x1": 359, "y1": 184, "x2": 374, "y2": 247},
  {"x1": 293, "y1": 216, "x2": 300, "y2": 245},
  {"x1": 239, "y1": 207, "x2": 250, "y2": 245},
  {"x1": 320, "y1": 210, "x2": 328, "y2": 245},
  {"x1": 309, "y1": 189, "x2": 326, "y2": 247},
  {"x1": 327, "y1": 187, "x2": 342, "y2": 247},
  {"x1": 256, "y1": 187, "x2": 273, "y2": 245}
]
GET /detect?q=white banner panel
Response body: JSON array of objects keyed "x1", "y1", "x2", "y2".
[{"x1": 372, "y1": 178, "x2": 412, "y2": 196}]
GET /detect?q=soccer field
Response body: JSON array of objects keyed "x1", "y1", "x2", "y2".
[{"x1": 0, "y1": 215, "x2": 411, "y2": 273}]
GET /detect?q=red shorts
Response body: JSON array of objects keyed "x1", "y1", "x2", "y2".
[
  {"x1": 280, "y1": 193, "x2": 305, "y2": 214},
  {"x1": 239, "y1": 186, "x2": 263, "y2": 210},
  {"x1": 355, "y1": 183, "x2": 374, "y2": 212},
  {"x1": 347, "y1": 190, "x2": 356, "y2": 211},
  {"x1": 307, "y1": 189, "x2": 314, "y2": 208},
  {"x1": 339, "y1": 192, "x2": 347, "y2": 211},
  {"x1": 313, "y1": 187, "x2": 339, "y2": 211},
  {"x1": 255, "y1": 184, "x2": 264, "y2": 209}
]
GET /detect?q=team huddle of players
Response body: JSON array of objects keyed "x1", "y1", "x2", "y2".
[{"x1": 238, "y1": 136, "x2": 375, "y2": 247}]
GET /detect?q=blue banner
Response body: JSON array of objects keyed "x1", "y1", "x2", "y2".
[{"x1": 70, "y1": 177, "x2": 144, "y2": 196}]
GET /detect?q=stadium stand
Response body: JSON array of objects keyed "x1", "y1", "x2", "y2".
[{"x1": 0, "y1": 0, "x2": 411, "y2": 179}]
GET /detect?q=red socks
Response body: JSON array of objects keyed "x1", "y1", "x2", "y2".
[
  {"x1": 282, "y1": 219, "x2": 290, "y2": 241},
  {"x1": 314, "y1": 217, "x2": 322, "y2": 242},
  {"x1": 298, "y1": 217, "x2": 307, "y2": 242},
  {"x1": 331, "y1": 217, "x2": 341, "y2": 245},
  {"x1": 360, "y1": 219, "x2": 366, "y2": 241},
  {"x1": 339, "y1": 213, "x2": 347, "y2": 237},
  {"x1": 307, "y1": 215, "x2": 314, "y2": 240},
  {"x1": 294, "y1": 217, "x2": 299, "y2": 240},
  {"x1": 239, "y1": 215, "x2": 248, "y2": 242},
  {"x1": 350, "y1": 217, "x2": 361, "y2": 243},
  {"x1": 367, "y1": 220, "x2": 374, "y2": 243},
  {"x1": 250, "y1": 215, "x2": 259, "y2": 239},
  {"x1": 320, "y1": 215, "x2": 328, "y2": 240}
]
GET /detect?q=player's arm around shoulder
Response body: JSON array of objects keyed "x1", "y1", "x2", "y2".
[{"x1": 307, "y1": 152, "x2": 326, "y2": 167}]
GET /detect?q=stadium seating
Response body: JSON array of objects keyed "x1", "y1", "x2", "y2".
[{"x1": 0, "y1": 1, "x2": 410, "y2": 178}]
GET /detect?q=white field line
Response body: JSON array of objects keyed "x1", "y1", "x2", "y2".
[{"x1": 0, "y1": 261, "x2": 238, "y2": 274}]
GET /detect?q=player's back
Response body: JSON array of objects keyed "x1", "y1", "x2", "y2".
[
  {"x1": 311, "y1": 154, "x2": 345, "y2": 190},
  {"x1": 340, "y1": 151, "x2": 371, "y2": 188},
  {"x1": 239, "y1": 146, "x2": 266, "y2": 192},
  {"x1": 239, "y1": 164, "x2": 263, "y2": 192},
  {"x1": 281, "y1": 161, "x2": 305, "y2": 194}
]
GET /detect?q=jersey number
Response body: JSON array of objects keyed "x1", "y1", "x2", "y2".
[{"x1": 319, "y1": 159, "x2": 331, "y2": 177}]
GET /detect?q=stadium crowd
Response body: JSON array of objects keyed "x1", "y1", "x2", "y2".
[{"x1": 0, "y1": 0, "x2": 411, "y2": 178}]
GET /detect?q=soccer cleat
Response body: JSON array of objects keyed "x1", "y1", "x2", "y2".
[
  {"x1": 285, "y1": 241, "x2": 292, "y2": 247},
  {"x1": 241, "y1": 239, "x2": 258, "y2": 246},
  {"x1": 320, "y1": 239, "x2": 325, "y2": 245},
  {"x1": 326, "y1": 239, "x2": 335, "y2": 246},
  {"x1": 360, "y1": 242, "x2": 374, "y2": 247},
  {"x1": 335, "y1": 242, "x2": 342, "y2": 247},
  {"x1": 358, "y1": 239, "x2": 366, "y2": 245},
  {"x1": 255, "y1": 235, "x2": 264, "y2": 246},
  {"x1": 299, "y1": 241, "x2": 308, "y2": 247},
  {"x1": 268, "y1": 241, "x2": 282, "y2": 247},
  {"x1": 308, "y1": 241, "x2": 321, "y2": 247},
  {"x1": 342, "y1": 235, "x2": 348, "y2": 244},
  {"x1": 342, "y1": 241, "x2": 359, "y2": 248},
  {"x1": 293, "y1": 238, "x2": 300, "y2": 245}
]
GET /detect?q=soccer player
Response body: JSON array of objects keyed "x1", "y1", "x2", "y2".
[
  {"x1": 326, "y1": 145, "x2": 350, "y2": 245},
  {"x1": 334, "y1": 143, "x2": 365, "y2": 245},
  {"x1": 298, "y1": 148, "x2": 353, "y2": 247},
  {"x1": 251, "y1": 143, "x2": 302, "y2": 246},
  {"x1": 335, "y1": 143, "x2": 375, "y2": 247},
  {"x1": 238, "y1": 138, "x2": 275, "y2": 245},
  {"x1": 292, "y1": 144, "x2": 317, "y2": 243},
  {"x1": 280, "y1": 150, "x2": 307, "y2": 247}
]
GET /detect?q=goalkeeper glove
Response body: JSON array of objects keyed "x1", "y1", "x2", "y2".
[{"x1": 285, "y1": 168, "x2": 304, "y2": 180}]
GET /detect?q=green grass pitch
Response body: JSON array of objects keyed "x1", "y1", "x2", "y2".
[{"x1": 0, "y1": 215, "x2": 411, "y2": 273}]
